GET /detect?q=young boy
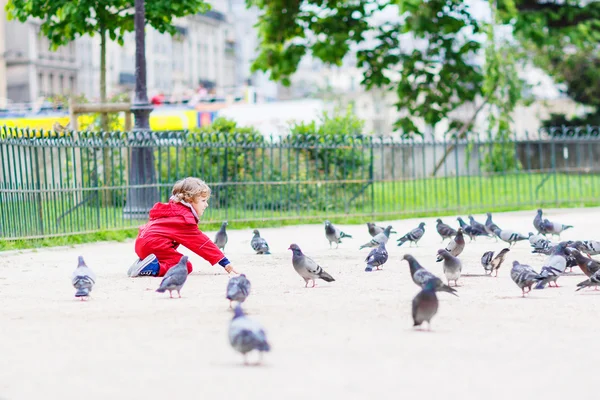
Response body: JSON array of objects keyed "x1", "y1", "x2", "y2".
[{"x1": 127, "y1": 177, "x2": 238, "y2": 277}]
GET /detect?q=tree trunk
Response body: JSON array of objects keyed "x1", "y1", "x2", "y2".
[
  {"x1": 99, "y1": 27, "x2": 112, "y2": 206},
  {"x1": 431, "y1": 96, "x2": 491, "y2": 177}
]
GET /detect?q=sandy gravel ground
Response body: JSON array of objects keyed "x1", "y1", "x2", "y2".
[{"x1": 0, "y1": 208, "x2": 598, "y2": 400}]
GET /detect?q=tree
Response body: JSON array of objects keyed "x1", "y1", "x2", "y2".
[
  {"x1": 248, "y1": 0, "x2": 600, "y2": 136},
  {"x1": 5, "y1": 0, "x2": 210, "y2": 128}
]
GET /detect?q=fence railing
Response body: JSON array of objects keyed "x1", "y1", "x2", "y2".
[{"x1": 2, "y1": 125, "x2": 600, "y2": 240}]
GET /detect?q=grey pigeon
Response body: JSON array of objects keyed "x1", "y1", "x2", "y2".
[
  {"x1": 510, "y1": 261, "x2": 544, "y2": 297},
  {"x1": 324, "y1": 220, "x2": 352, "y2": 248},
  {"x1": 533, "y1": 209, "x2": 545, "y2": 235},
  {"x1": 494, "y1": 228, "x2": 529, "y2": 247},
  {"x1": 412, "y1": 280, "x2": 439, "y2": 330},
  {"x1": 534, "y1": 242, "x2": 569, "y2": 289},
  {"x1": 251, "y1": 229, "x2": 270, "y2": 254},
  {"x1": 573, "y1": 240, "x2": 600, "y2": 256},
  {"x1": 288, "y1": 243, "x2": 335, "y2": 287},
  {"x1": 564, "y1": 248, "x2": 600, "y2": 277},
  {"x1": 485, "y1": 212, "x2": 501, "y2": 240},
  {"x1": 402, "y1": 254, "x2": 458, "y2": 296},
  {"x1": 214, "y1": 221, "x2": 228, "y2": 250},
  {"x1": 226, "y1": 274, "x2": 252, "y2": 308},
  {"x1": 529, "y1": 232, "x2": 551, "y2": 252},
  {"x1": 365, "y1": 242, "x2": 388, "y2": 272},
  {"x1": 156, "y1": 255, "x2": 189, "y2": 298},
  {"x1": 458, "y1": 216, "x2": 489, "y2": 240},
  {"x1": 367, "y1": 222, "x2": 396, "y2": 237},
  {"x1": 229, "y1": 304, "x2": 270, "y2": 365},
  {"x1": 540, "y1": 217, "x2": 573, "y2": 238},
  {"x1": 576, "y1": 269, "x2": 600, "y2": 291},
  {"x1": 397, "y1": 222, "x2": 426, "y2": 247},
  {"x1": 435, "y1": 228, "x2": 465, "y2": 262},
  {"x1": 468, "y1": 215, "x2": 489, "y2": 237},
  {"x1": 360, "y1": 225, "x2": 393, "y2": 249},
  {"x1": 435, "y1": 219, "x2": 457, "y2": 241},
  {"x1": 481, "y1": 248, "x2": 510, "y2": 277},
  {"x1": 437, "y1": 249, "x2": 462, "y2": 287},
  {"x1": 72, "y1": 256, "x2": 96, "y2": 300}
]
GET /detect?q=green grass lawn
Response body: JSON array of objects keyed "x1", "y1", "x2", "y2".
[{"x1": 2, "y1": 172, "x2": 599, "y2": 250}]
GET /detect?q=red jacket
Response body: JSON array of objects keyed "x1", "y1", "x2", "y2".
[{"x1": 135, "y1": 201, "x2": 225, "y2": 276}]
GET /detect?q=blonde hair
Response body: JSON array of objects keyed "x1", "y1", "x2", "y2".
[{"x1": 171, "y1": 177, "x2": 211, "y2": 203}]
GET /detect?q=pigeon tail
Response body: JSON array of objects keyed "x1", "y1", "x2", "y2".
[
  {"x1": 340, "y1": 232, "x2": 352, "y2": 239},
  {"x1": 439, "y1": 284, "x2": 459, "y2": 297},
  {"x1": 365, "y1": 265, "x2": 373, "y2": 272},
  {"x1": 534, "y1": 280, "x2": 547, "y2": 290},
  {"x1": 319, "y1": 271, "x2": 335, "y2": 282},
  {"x1": 155, "y1": 287, "x2": 167, "y2": 293},
  {"x1": 75, "y1": 287, "x2": 90, "y2": 297},
  {"x1": 397, "y1": 237, "x2": 408, "y2": 247}
]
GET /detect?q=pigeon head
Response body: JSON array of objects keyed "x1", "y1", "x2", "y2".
[
  {"x1": 486, "y1": 212, "x2": 491, "y2": 217},
  {"x1": 233, "y1": 304, "x2": 245, "y2": 319},
  {"x1": 436, "y1": 219, "x2": 442, "y2": 224},
  {"x1": 324, "y1": 220, "x2": 331, "y2": 226},
  {"x1": 537, "y1": 209, "x2": 543, "y2": 215},
  {"x1": 418, "y1": 222, "x2": 426, "y2": 228},
  {"x1": 178, "y1": 255, "x2": 189, "y2": 265},
  {"x1": 512, "y1": 260, "x2": 520, "y2": 267},
  {"x1": 221, "y1": 221, "x2": 228, "y2": 228},
  {"x1": 457, "y1": 228, "x2": 463, "y2": 234},
  {"x1": 436, "y1": 249, "x2": 450, "y2": 258},
  {"x1": 383, "y1": 225, "x2": 393, "y2": 235},
  {"x1": 77, "y1": 255, "x2": 86, "y2": 267},
  {"x1": 367, "y1": 222, "x2": 375, "y2": 229},
  {"x1": 468, "y1": 215, "x2": 474, "y2": 220},
  {"x1": 288, "y1": 243, "x2": 303, "y2": 255},
  {"x1": 402, "y1": 254, "x2": 414, "y2": 262},
  {"x1": 252, "y1": 229, "x2": 260, "y2": 236}
]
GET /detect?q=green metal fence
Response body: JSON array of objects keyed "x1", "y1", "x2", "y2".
[{"x1": 2, "y1": 125, "x2": 600, "y2": 240}]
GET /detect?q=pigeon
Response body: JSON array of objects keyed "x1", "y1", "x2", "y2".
[
  {"x1": 412, "y1": 280, "x2": 439, "y2": 330},
  {"x1": 485, "y1": 212, "x2": 501, "y2": 238},
  {"x1": 156, "y1": 255, "x2": 189, "y2": 298},
  {"x1": 529, "y1": 232, "x2": 551, "y2": 251},
  {"x1": 365, "y1": 242, "x2": 388, "y2": 272},
  {"x1": 435, "y1": 228, "x2": 465, "y2": 262},
  {"x1": 226, "y1": 274, "x2": 252, "y2": 308},
  {"x1": 540, "y1": 217, "x2": 573, "y2": 238},
  {"x1": 360, "y1": 225, "x2": 393, "y2": 249},
  {"x1": 573, "y1": 240, "x2": 600, "y2": 256},
  {"x1": 510, "y1": 261, "x2": 544, "y2": 297},
  {"x1": 288, "y1": 244, "x2": 335, "y2": 287},
  {"x1": 468, "y1": 215, "x2": 489, "y2": 237},
  {"x1": 533, "y1": 209, "x2": 545, "y2": 235},
  {"x1": 437, "y1": 249, "x2": 462, "y2": 287},
  {"x1": 214, "y1": 221, "x2": 228, "y2": 250},
  {"x1": 480, "y1": 248, "x2": 510, "y2": 277},
  {"x1": 457, "y1": 217, "x2": 487, "y2": 240},
  {"x1": 534, "y1": 242, "x2": 569, "y2": 289},
  {"x1": 367, "y1": 222, "x2": 396, "y2": 237},
  {"x1": 324, "y1": 220, "x2": 352, "y2": 248},
  {"x1": 576, "y1": 269, "x2": 600, "y2": 291},
  {"x1": 72, "y1": 256, "x2": 96, "y2": 300},
  {"x1": 229, "y1": 304, "x2": 270, "y2": 365},
  {"x1": 402, "y1": 254, "x2": 458, "y2": 296},
  {"x1": 494, "y1": 228, "x2": 529, "y2": 247},
  {"x1": 397, "y1": 222, "x2": 426, "y2": 247},
  {"x1": 251, "y1": 229, "x2": 270, "y2": 254},
  {"x1": 435, "y1": 219, "x2": 457, "y2": 241},
  {"x1": 564, "y1": 248, "x2": 600, "y2": 277}
]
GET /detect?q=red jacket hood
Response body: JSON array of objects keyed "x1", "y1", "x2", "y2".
[{"x1": 149, "y1": 201, "x2": 198, "y2": 225}]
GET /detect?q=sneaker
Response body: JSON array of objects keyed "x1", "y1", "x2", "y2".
[{"x1": 127, "y1": 254, "x2": 159, "y2": 277}]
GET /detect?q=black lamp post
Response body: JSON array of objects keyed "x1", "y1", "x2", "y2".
[{"x1": 124, "y1": 0, "x2": 159, "y2": 218}]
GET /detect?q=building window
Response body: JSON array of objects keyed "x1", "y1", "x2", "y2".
[
  {"x1": 38, "y1": 73, "x2": 44, "y2": 96},
  {"x1": 59, "y1": 75, "x2": 64, "y2": 94},
  {"x1": 48, "y1": 73, "x2": 54, "y2": 96},
  {"x1": 69, "y1": 76, "x2": 75, "y2": 94}
]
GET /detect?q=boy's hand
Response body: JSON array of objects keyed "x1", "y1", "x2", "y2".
[{"x1": 224, "y1": 265, "x2": 239, "y2": 275}]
